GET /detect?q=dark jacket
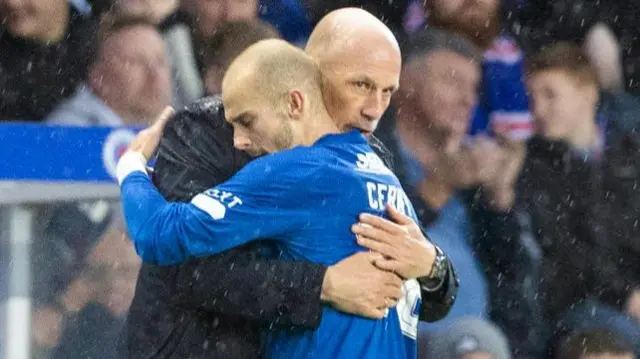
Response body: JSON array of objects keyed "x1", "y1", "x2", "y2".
[
  {"x1": 0, "y1": 6, "x2": 97, "y2": 121},
  {"x1": 53, "y1": 304, "x2": 124, "y2": 359},
  {"x1": 471, "y1": 91, "x2": 640, "y2": 356},
  {"x1": 593, "y1": 91, "x2": 640, "y2": 299},
  {"x1": 118, "y1": 97, "x2": 457, "y2": 358}
]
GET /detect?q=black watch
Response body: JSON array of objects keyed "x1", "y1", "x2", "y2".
[{"x1": 417, "y1": 246, "x2": 447, "y2": 292}]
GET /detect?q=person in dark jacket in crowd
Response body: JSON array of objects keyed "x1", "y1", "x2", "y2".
[
  {"x1": 393, "y1": 27, "x2": 491, "y2": 331},
  {"x1": 118, "y1": 8, "x2": 458, "y2": 359},
  {"x1": 0, "y1": 0, "x2": 97, "y2": 121},
  {"x1": 473, "y1": 42, "x2": 640, "y2": 356}
]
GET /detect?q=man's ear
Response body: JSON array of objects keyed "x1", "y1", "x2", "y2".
[{"x1": 286, "y1": 89, "x2": 305, "y2": 120}]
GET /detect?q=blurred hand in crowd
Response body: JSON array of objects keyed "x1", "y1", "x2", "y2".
[
  {"x1": 86, "y1": 226, "x2": 142, "y2": 316},
  {"x1": 626, "y1": 289, "x2": 640, "y2": 324},
  {"x1": 472, "y1": 134, "x2": 526, "y2": 211},
  {"x1": 32, "y1": 307, "x2": 64, "y2": 349}
]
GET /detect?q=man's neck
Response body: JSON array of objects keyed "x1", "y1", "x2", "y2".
[
  {"x1": 106, "y1": 102, "x2": 155, "y2": 125},
  {"x1": 303, "y1": 112, "x2": 341, "y2": 146}
]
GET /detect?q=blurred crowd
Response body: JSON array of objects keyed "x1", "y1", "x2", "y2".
[{"x1": 2, "y1": 0, "x2": 640, "y2": 359}]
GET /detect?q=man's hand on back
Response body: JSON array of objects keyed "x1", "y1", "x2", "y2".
[
  {"x1": 321, "y1": 251, "x2": 403, "y2": 319},
  {"x1": 352, "y1": 205, "x2": 436, "y2": 280},
  {"x1": 126, "y1": 106, "x2": 175, "y2": 161}
]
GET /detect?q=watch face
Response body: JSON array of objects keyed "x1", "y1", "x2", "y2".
[
  {"x1": 432, "y1": 249, "x2": 447, "y2": 279},
  {"x1": 419, "y1": 248, "x2": 447, "y2": 291}
]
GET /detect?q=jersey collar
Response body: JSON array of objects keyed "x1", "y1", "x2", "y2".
[{"x1": 314, "y1": 129, "x2": 367, "y2": 146}]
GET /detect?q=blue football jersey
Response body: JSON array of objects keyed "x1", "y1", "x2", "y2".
[{"x1": 120, "y1": 130, "x2": 422, "y2": 359}]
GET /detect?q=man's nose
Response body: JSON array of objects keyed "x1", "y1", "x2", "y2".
[
  {"x1": 233, "y1": 135, "x2": 253, "y2": 150},
  {"x1": 361, "y1": 93, "x2": 386, "y2": 121}
]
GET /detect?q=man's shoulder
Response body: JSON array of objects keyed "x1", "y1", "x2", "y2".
[
  {"x1": 242, "y1": 146, "x2": 325, "y2": 176},
  {"x1": 154, "y1": 96, "x2": 251, "y2": 201},
  {"x1": 161, "y1": 96, "x2": 234, "y2": 145},
  {"x1": 45, "y1": 87, "x2": 116, "y2": 126}
]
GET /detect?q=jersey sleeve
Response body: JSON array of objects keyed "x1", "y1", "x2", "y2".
[{"x1": 119, "y1": 151, "x2": 316, "y2": 265}]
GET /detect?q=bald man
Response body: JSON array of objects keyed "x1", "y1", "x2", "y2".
[
  {"x1": 118, "y1": 8, "x2": 457, "y2": 359},
  {"x1": 305, "y1": 8, "x2": 401, "y2": 136},
  {"x1": 119, "y1": 39, "x2": 426, "y2": 359}
]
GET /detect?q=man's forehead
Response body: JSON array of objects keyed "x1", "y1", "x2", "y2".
[
  {"x1": 222, "y1": 77, "x2": 250, "y2": 106},
  {"x1": 222, "y1": 88, "x2": 262, "y2": 121},
  {"x1": 326, "y1": 50, "x2": 400, "y2": 85},
  {"x1": 332, "y1": 64, "x2": 399, "y2": 87},
  {"x1": 222, "y1": 94, "x2": 247, "y2": 121}
]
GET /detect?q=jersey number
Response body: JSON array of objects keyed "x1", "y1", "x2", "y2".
[{"x1": 397, "y1": 279, "x2": 421, "y2": 339}]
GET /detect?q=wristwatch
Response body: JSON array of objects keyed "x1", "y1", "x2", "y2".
[{"x1": 417, "y1": 245, "x2": 448, "y2": 292}]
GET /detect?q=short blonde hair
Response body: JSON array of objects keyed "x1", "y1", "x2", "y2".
[{"x1": 223, "y1": 39, "x2": 323, "y2": 108}]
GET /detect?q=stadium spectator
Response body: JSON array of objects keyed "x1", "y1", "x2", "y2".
[
  {"x1": 406, "y1": 0, "x2": 532, "y2": 140},
  {"x1": 50, "y1": 222, "x2": 140, "y2": 359},
  {"x1": 475, "y1": 42, "x2": 640, "y2": 356},
  {"x1": 526, "y1": 42, "x2": 640, "y2": 353},
  {"x1": 46, "y1": 15, "x2": 173, "y2": 126},
  {"x1": 421, "y1": 317, "x2": 511, "y2": 359},
  {"x1": 110, "y1": 0, "x2": 203, "y2": 108},
  {"x1": 392, "y1": 26, "x2": 546, "y2": 357},
  {"x1": 199, "y1": 20, "x2": 280, "y2": 96},
  {"x1": 30, "y1": 17, "x2": 171, "y2": 357},
  {"x1": 30, "y1": 199, "x2": 114, "y2": 359},
  {"x1": 0, "y1": 0, "x2": 97, "y2": 121},
  {"x1": 394, "y1": 28, "x2": 491, "y2": 333},
  {"x1": 556, "y1": 329, "x2": 636, "y2": 359}
]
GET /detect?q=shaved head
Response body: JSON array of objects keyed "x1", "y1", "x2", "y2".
[
  {"x1": 223, "y1": 39, "x2": 322, "y2": 112},
  {"x1": 222, "y1": 39, "x2": 332, "y2": 155},
  {"x1": 304, "y1": 7, "x2": 402, "y2": 135},
  {"x1": 305, "y1": 7, "x2": 400, "y2": 69}
]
